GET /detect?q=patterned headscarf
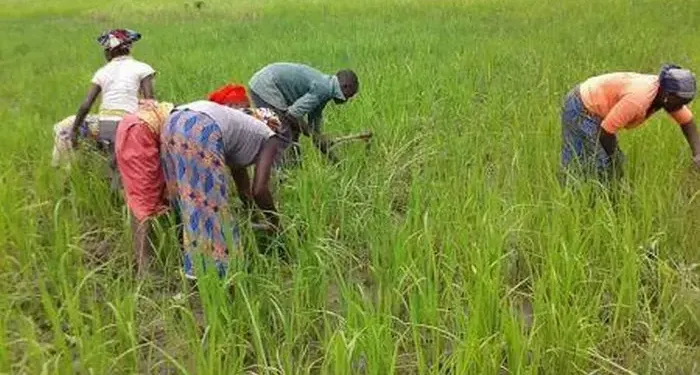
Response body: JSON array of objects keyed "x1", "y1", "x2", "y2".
[
  {"x1": 97, "y1": 29, "x2": 141, "y2": 51},
  {"x1": 659, "y1": 64, "x2": 697, "y2": 100}
]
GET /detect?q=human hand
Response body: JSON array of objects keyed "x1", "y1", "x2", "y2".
[
  {"x1": 327, "y1": 151, "x2": 340, "y2": 165},
  {"x1": 692, "y1": 154, "x2": 700, "y2": 171},
  {"x1": 606, "y1": 152, "x2": 625, "y2": 181},
  {"x1": 283, "y1": 111, "x2": 310, "y2": 137},
  {"x1": 251, "y1": 221, "x2": 282, "y2": 235}
]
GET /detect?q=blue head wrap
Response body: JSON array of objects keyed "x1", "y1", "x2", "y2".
[{"x1": 659, "y1": 64, "x2": 696, "y2": 100}]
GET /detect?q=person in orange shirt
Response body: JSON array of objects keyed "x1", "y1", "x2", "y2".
[{"x1": 560, "y1": 64, "x2": 698, "y2": 182}]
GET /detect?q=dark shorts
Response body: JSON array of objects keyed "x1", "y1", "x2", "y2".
[
  {"x1": 97, "y1": 119, "x2": 123, "y2": 190},
  {"x1": 560, "y1": 86, "x2": 624, "y2": 181}
]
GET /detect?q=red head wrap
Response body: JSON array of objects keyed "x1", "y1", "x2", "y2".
[{"x1": 208, "y1": 84, "x2": 250, "y2": 106}]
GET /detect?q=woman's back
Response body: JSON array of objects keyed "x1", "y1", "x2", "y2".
[
  {"x1": 174, "y1": 101, "x2": 275, "y2": 167},
  {"x1": 92, "y1": 56, "x2": 155, "y2": 114}
]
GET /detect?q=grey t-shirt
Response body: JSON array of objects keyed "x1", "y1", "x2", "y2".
[{"x1": 177, "y1": 101, "x2": 275, "y2": 167}]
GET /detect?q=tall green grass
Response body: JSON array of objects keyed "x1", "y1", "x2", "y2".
[{"x1": 1, "y1": 0, "x2": 700, "y2": 373}]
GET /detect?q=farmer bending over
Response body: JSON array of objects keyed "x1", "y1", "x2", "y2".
[
  {"x1": 161, "y1": 92, "x2": 282, "y2": 280},
  {"x1": 114, "y1": 99, "x2": 174, "y2": 277},
  {"x1": 560, "y1": 64, "x2": 698, "y2": 182},
  {"x1": 248, "y1": 62, "x2": 359, "y2": 166}
]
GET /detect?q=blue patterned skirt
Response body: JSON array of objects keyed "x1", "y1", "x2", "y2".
[{"x1": 160, "y1": 110, "x2": 240, "y2": 279}]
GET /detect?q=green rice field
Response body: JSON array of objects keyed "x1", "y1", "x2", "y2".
[{"x1": 1, "y1": 0, "x2": 700, "y2": 373}]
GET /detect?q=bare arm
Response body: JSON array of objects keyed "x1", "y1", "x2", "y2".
[
  {"x1": 71, "y1": 84, "x2": 101, "y2": 145},
  {"x1": 307, "y1": 106, "x2": 339, "y2": 164},
  {"x1": 252, "y1": 137, "x2": 281, "y2": 229},
  {"x1": 230, "y1": 166, "x2": 254, "y2": 210},
  {"x1": 140, "y1": 74, "x2": 155, "y2": 100},
  {"x1": 680, "y1": 119, "x2": 700, "y2": 158},
  {"x1": 280, "y1": 110, "x2": 311, "y2": 136},
  {"x1": 311, "y1": 130, "x2": 339, "y2": 164},
  {"x1": 598, "y1": 128, "x2": 618, "y2": 158},
  {"x1": 597, "y1": 96, "x2": 645, "y2": 160},
  {"x1": 283, "y1": 88, "x2": 329, "y2": 138}
]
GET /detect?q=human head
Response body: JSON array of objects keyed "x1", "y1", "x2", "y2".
[
  {"x1": 334, "y1": 69, "x2": 359, "y2": 104},
  {"x1": 659, "y1": 64, "x2": 696, "y2": 112},
  {"x1": 98, "y1": 29, "x2": 141, "y2": 61},
  {"x1": 207, "y1": 84, "x2": 250, "y2": 108}
]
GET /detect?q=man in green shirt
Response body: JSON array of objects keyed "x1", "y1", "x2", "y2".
[{"x1": 248, "y1": 62, "x2": 359, "y2": 166}]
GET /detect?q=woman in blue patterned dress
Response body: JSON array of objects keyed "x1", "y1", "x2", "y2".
[{"x1": 161, "y1": 99, "x2": 281, "y2": 279}]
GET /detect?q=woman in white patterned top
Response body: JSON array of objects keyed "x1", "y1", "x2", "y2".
[{"x1": 56, "y1": 29, "x2": 156, "y2": 188}]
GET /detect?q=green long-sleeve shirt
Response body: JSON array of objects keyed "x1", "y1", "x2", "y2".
[{"x1": 248, "y1": 62, "x2": 345, "y2": 132}]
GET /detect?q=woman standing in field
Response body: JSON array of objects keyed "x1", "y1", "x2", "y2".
[
  {"x1": 61, "y1": 29, "x2": 156, "y2": 187},
  {"x1": 560, "y1": 64, "x2": 698, "y2": 182},
  {"x1": 114, "y1": 99, "x2": 174, "y2": 277},
  {"x1": 161, "y1": 88, "x2": 282, "y2": 280}
]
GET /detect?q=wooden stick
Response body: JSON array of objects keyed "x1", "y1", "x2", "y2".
[{"x1": 328, "y1": 130, "x2": 373, "y2": 149}]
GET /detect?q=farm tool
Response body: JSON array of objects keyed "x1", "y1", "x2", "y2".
[{"x1": 327, "y1": 129, "x2": 374, "y2": 151}]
